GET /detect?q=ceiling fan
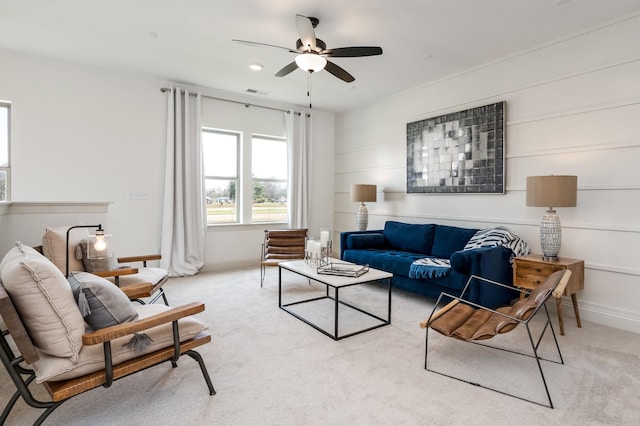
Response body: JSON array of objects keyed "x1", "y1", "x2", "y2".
[{"x1": 233, "y1": 14, "x2": 383, "y2": 83}]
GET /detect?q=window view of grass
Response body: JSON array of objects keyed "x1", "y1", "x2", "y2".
[{"x1": 206, "y1": 201, "x2": 287, "y2": 224}]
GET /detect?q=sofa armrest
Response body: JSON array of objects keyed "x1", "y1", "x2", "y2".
[
  {"x1": 450, "y1": 246, "x2": 515, "y2": 308},
  {"x1": 339, "y1": 230, "x2": 384, "y2": 259}
]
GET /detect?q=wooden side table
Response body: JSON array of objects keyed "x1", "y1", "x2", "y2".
[{"x1": 513, "y1": 254, "x2": 585, "y2": 335}]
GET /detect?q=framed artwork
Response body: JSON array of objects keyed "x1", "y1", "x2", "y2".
[{"x1": 406, "y1": 101, "x2": 505, "y2": 194}]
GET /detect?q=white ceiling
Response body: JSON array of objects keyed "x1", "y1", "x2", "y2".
[{"x1": 2, "y1": 0, "x2": 640, "y2": 112}]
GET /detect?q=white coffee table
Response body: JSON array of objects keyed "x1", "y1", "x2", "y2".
[{"x1": 278, "y1": 260, "x2": 393, "y2": 340}]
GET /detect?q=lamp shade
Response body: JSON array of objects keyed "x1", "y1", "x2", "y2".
[
  {"x1": 351, "y1": 184, "x2": 377, "y2": 203},
  {"x1": 295, "y1": 53, "x2": 327, "y2": 72},
  {"x1": 526, "y1": 176, "x2": 577, "y2": 208}
]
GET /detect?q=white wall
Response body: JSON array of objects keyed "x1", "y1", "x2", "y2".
[
  {"x1": 334, "y1": 13, "x2": 640, "y2": 333},
  {"x1": 0, "y1": 48, "x2": 335, "y2": 268}
]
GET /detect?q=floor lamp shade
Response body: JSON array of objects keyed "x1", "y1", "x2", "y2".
[
  {"x1": 526, "y1": 175, "x2": 577, "y2": 260},
  {"x1": 351, "y1": 184, "x2": 377, "y2": 231}
]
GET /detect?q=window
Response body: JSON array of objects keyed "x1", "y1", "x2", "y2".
[
  {"x1": 202, "y1": 128, "x2": 288, "y2": 225},
  {"x1": 203, "y1": 129, "x2": 239, "y2": 224},
  {"x1": 0, "y1": 102, "x2": 9, "y2": 201},
  {"x1": 252, "y1": 135, "x2": 287, "y2": 223}
]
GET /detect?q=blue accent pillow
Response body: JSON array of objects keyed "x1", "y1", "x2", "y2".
[
  {"x1": 431, "y1": 225, "x2": 478, "y2": 258},
  {"x1": 383, "y1": 221, "x2": 435, "y2": 255},
  {"x1": 346, "y1": 233, "x2": 386, "y2": 249}
]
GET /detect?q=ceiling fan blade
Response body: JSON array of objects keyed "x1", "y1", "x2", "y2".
[
  {"x1": 275, "y1": 62, "x2": 299, "y2": 77},
  {"x1": 295, "y1": 14, "x2": 316, "y2": 51},
  {"x1": 322, "y1": 46, "x2": 383, "y2": 57},
  {"x1": 324, "y1": 60, "x2": 355, "y2": 83},
  {"x1": 232, "y1": 39, "x2": 297, "y2": 54}
]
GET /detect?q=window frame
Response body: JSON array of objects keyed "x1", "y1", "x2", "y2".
[
  {"x1": 0, "y1": 101, "x2": 10, "y2": 202},
  {"x1": 202, "y1": 128, "x2": 240, "y2": 224},
  {"x1": 202, "y1": 128, "x2": 289, "y2": 226},
  {"x1": 251, "y1": 134, "x2": 288, "y2": 223}
]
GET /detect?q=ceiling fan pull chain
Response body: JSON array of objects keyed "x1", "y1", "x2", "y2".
[{"x1": 308, "y1": 71, "x2": 312, "y2": 109}]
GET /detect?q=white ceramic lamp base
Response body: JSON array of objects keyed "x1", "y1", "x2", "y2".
[
  {"x1": 357, "y1": 203, "x2": 369, "y2": 231},
  {"x1": 540, "y1": 209, "x2": 561, "y2": 260}
]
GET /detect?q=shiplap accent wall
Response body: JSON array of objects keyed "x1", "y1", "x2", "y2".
[{"x1": 334, "y1": 13, "x2": 640, "y2": 333}]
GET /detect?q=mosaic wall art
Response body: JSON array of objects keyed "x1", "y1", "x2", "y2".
[{"x1": 406, "y1": 101, "x2": 505, "y2": 194}]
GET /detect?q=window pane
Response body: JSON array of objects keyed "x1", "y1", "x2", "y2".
[
  {"x1": 0, "y1": 106, "x2": 8, "y2": 167},
  {"x1": 252, "y1": 180, "x2": 287, "y2": 222},
  {"x1": 252, "y1": 137, "x2": 287, "y2": 179},
  {"x1": 202, "y1": 130, "x2": 237, "y2": 178},
  {"x1": 206, "y1": 178, "x2": 237, "y2": 224}
]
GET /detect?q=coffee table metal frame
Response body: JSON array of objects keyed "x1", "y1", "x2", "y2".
[{"x1": 278, "y1": 260, "x2": 392, "y2": 340}]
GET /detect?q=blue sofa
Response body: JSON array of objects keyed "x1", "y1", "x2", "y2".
[{"x1": 340, "y1": 221, "x2": 518, "y2": 308}]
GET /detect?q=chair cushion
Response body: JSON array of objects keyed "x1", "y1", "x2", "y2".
[
  {"x1": 42, "y1": 226, "x2": 90, "y2": 274},
  {"x1": 0, "y1": 242, "x2": 85, "y2": 361},
  {"x1": 76, "y1": 240, "x2": 118, "y2": 273},
  {"x1": 106, "y1": 267, "x2": 167, "y2": 288},
  {"x1": 31, "y1": 304, "x2": 208, "y2": 383},
  {"x1": 68, "y1": 272, "x2": 139, "y2": 330}
]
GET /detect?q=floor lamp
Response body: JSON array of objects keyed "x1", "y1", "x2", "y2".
[
  {"x1": 351, "y1": 184, "x2": 377, "y2": 231},
  {"x1": 526, "y1": 175, "x2": 577, "y2": 260}
]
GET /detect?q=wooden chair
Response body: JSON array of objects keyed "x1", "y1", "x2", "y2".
[
  {"x1": 260, "y1": 229, "x2": 307, "y2": 287},
  {"x1": 419, "y1": 269, "x2": 571, "y2": 408},
  {"x1": 40, "y1": 226, "x2": 169, "y2": 305},
  {"x1": 0, "y1": 245, "x2": 215, "y2": 425}
]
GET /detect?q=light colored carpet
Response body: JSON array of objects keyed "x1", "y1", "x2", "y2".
[{"x1": 2, "y1": 267, "x2": 639, "y2": 425}]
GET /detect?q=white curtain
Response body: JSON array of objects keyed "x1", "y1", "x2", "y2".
[
  {"x1": 285, "y1": 111, "x2": 311, "y2": 229},
  {"x1": 161, "y1": 88, "x2": 206, "y2": 276}
]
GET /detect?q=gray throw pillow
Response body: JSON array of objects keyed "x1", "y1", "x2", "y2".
[
  {"x1": 76, "y1": 239, "x2": 118, "y2": 273},
  {"x1": 68, "y1": 272, "x2": 138, "y2": 330}
]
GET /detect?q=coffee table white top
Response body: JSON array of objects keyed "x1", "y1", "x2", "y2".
[{"x1": 279, "y1": 260, "x2": 392, "y2": 288}]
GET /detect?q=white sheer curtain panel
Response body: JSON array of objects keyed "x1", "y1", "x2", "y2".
[
  {"x1": 285, "y1": 111, "x2": 311, "y2": 229},
  {"x1": 161, "y1": 88, "x2": 207, "y2": 276}
]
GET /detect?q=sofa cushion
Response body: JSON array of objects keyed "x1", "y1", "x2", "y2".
[
  {"x1": 346, "y1": 233, "x2": 386, "y2": 250},
  {"x1": 68, "y1": 272, "x2": 138, "y2": 330},
  {"x1": 431, "y1": 225, "x2": 478, "y2": 258},
  {"x1": 383, "y1": 221, "x2": 435, "y2": 255},
  {"x1": 0, "y1": 242, "x2": 85, "y2": 362}
]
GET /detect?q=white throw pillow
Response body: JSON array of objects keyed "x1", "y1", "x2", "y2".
[{"x1": 0, "y1": 242, "x2": 85, "y2": 361}]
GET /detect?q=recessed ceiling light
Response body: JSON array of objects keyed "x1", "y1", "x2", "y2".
[{"x1": 249, "y1": 63, "x2": 263, "y2": 71}]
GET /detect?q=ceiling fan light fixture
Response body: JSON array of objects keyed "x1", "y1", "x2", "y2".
[{"x1": 295, "y1": 53, "x2": 327, "y2": 72}]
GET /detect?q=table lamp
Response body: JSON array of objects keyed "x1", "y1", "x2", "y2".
[
  {"x1": 351, "y1": 184, "x2": 377, "y2": 231},
  {"x1": 526, "y1": 175, "x2": 577, "y2": 260}
]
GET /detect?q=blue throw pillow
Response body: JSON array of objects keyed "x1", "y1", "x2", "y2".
[
  {"x1": 383, "y1": 221, "x2": 435, "y2": 255},
  {"x1": 431, "y1": 225, "x2": 478, "y2": 258},
  {"x1": 346, "y1": 233, "x2": 386, "y2": 249}
]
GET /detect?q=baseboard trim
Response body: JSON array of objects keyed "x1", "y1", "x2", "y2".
[
  {"x1": 200, "y1": 259, "x2": 257, "y2": 273},
  {"x1": 554, "y1": 298, "x2": 640, "y2": 334}
]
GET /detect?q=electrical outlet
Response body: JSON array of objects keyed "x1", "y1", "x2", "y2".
[{"x1": 128, "y1": 191, "x2": 149, "y2": 200}]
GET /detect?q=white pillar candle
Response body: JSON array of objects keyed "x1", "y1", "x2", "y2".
[{"x1": 320, "y1": 231, "x2": 329, "y2": 248}]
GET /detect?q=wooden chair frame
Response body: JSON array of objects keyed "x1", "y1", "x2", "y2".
[
  {"x1": 420, "y1": 271, "x2": 570, "y2": 408},
  {"x1": 260, "y1": 229, "x2": 307, "y2": 287},
  {"x1": 0, "y1": 282, "x2": 215, "y2": 425}
]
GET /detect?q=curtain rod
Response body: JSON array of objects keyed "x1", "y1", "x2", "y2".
[{"x1": 160, "y1": 87, "x2": 310, "y2": 117}]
